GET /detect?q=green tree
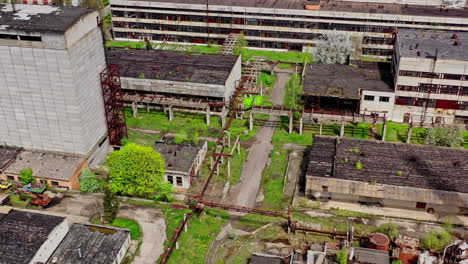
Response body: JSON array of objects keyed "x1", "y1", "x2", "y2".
[
  {"x1": 106, "y1": 143, "x2": 167, "y2": 197},
  {"x1": 20, "y1": 168, "x2": 35, "y2": 185},
  {"x1": 234, "y1": 32, "x2": 248, "y2": 55},
  {"x1": 153, "y1": 182, "x2": 174, "y2": 202},
  {"x1": 424, "y1": 125, "x2": 466, "y2": 148},
  {"x1": 79, "y1": 168, "x2": 102, "y2": 193},
  {"x1": 103, "y1": 184, "x2": 119, "y2": 223}
]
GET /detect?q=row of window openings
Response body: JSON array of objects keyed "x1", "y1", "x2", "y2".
[
  {"x1": 109, "y1": 7, "x2": 466, "y2": 28},
  {"x1": 364, "y1": 95, "x2": 390, "y2": 102},
  {"x1": 399, "y1": 70, "x2": 468, "y2": 81},
  {"x1": 7, "y1": 175, "x2": 59, "y2": 186},
  {"x1": 398, "y1": 84, "x2": 468, "y2": 95},
  {"x1": 395, "y1": 97, "x2": 468, "y2": 110},
  {"x1": 167, "y1": 175, "x2": 183, "y2": 187},
  {"x1": 0, "y1": 34, "x2": 42, "y2": 42}
]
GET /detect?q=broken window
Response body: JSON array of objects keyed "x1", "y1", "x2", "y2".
[
  {"x1": 167, "y1": 175, "x2": 174, "y2": 184},
  {"x1": 51, "y1": 181, "x2": 59, "y2": 186},
  {"x1": 364, "y1": 95, "x2": 375, "y2": 101},
  {"x1": 7, "y1": 176, "x2": 15, "y2": 181},
  {"x1": 379, "y1": 96, "x2": 390, "y2": 102},
  {"x1": 176, "y1": 177, "x2": 183, "y2": 187}
]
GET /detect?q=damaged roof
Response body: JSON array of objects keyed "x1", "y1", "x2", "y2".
[
  {"x1": 0, "y1": 4, "x2": 94, "y2": 33},
  {"x1": 0, "y1": 210, "x2": 66, "y2": 264},
  {"x1": 47, "y1": 224, "x2": 130, "y2": 264},
  {"x1": 303, "y1": 64, "x2": 393, "y2": 99},
  {"x1": 4, "y1": 151, "x2": 85, "y2": 181},
  {"x1": 397, "y1": 29, "x2": 468, "y2": 61},
  {"x1": 0, "y1": 146, "x2": 20, "y2": 170},
  {"x1": 307, "y1": 136, "x2": 468, "y2": 193},
  {"x1": 106, "y1": 49, "x2": 238, "y2": 85},
  {"x1": 154, "y1": 138, "x2": 205, "y2": 173}
]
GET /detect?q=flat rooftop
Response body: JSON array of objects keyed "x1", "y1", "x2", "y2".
[
  {"x1": 48, "y1": 224, "x2": 130, "y2": 264},
  {"x1": 0, "y1": 4, "x2": 94, "y2": 33},
  {"x1": 106, "y1": 49, "x2": 238, "y2": 85},
  {"x1": 303, "y1": 63, "x2": 393, "y2": 99},
  {"x1": 0, "y1": 146, "x2": 20, "y2": 170},
  {"x1": 307, "y1": 136, "x2": 468, "y2": 193},
  {"x1": 154, "y1": 138, "x2": 205, "y2": 173},
  {"x1": 354, "y1": 247, "x2": 390, "y2": 264},
  {"x1": 0, "y1": 210, "x2": 66, "y2": 264},
  {"x1": 112, "y1": 0, "x2": 468, "y2": 18},
  {"x1": 4, "y1": 151, "x2": 85, "y2": 181},
  {"x1": 397, "y1": 29, "x2": 468, "y2": 61}
]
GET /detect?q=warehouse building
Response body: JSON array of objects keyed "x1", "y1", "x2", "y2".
[
  {"x1": 391, "y1": 29, "x2": 468, "y2": 125},
  {"x1": 108, "y1": 0, "x2": 468, "y2": 59},
  {"x1": 0, "y1": 4, "x2": 109, "y2": 165},
  {"x1": 305, "y1": 136, "x2": 468, "y2": 214},
  {"x1": 302, "y1": 63, "x2": 395, "y2": 117},
  {"x1": 0, "y1": 210, "x2": 69, "y2": 264},
  {"x1": 47, "y1": 224, "x2": 131, "y2": 264},
  {"x1": 106, "y1": 49, "x2": 241, "y2": 102},
  {"x1": 154, "y1": 137, "x2": 208, "y2": 190}
]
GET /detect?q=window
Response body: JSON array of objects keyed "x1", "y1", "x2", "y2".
[
  {"x1": 176, "y1": 177, "x2": 183, "y2": 187},
  {"x1": 379, "y1": 96, "x2": 390, "y2": 102},
  {"x1": 322, "y1": 186, "x2": 328, "y2": 192},
  {"x1": 51, "y1": 181, "x2": 59, "y2": 186},
  {"x1": 416, "y1": 202, "x2": 426, "y2": 209},
  {"x1": 167, "y1": 175, "x2": 174, "y2": 184},
  {"x1": 364, "y1": 95, "x2": 375, "y2": 101},
  {"x1": 7, "y1": 176, "x2": 15, "y2": 181}
]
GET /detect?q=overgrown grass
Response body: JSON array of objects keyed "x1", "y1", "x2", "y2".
[
  {"x1": 361, "y1": 56, "x2": 390, "y2": 63},
  {"x1": 168, "y1": 209, "x2": 229, "y2": 264},
  {"x1": 257, "y1": 71, "x2": 277, "y2": 88},
  {"x1": 420, "y1": 229, "x2": 452, "y2": 251},
  {"x1": 92, "y1": 217, "x2": 142, "y2": 240},
  {"x1": 283, "y1": 72, "x2": 303, "y2": 109},
  {"x1": 122, "y1": 130, "x2": 161, "y2": 146},
  {"x1": 260, "y1": 148, "x2": 289, "y2": 210},
  {"x1": 105, "y1": 40, "x2": 221, "y2": 53},
  {"x1": 9, "y1": 194, "x2": 30, "y2": 207},
  {"x1": 241, "y1": 48, "x2": 313, "y2": 63},
  {"x1": 217, "y1": 147, "x2": 247, "y2": 185},
  {"x1": 278, "y1": 63, "x2": 293, "y2": 69},
  {"x1": 238, "y1": 214, "x2": 283, "y2": 229},
  {"x1": 272, "y1": 127, "x2": 314, "y2": 147}
]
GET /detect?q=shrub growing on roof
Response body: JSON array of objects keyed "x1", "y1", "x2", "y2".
[
  {"x1": 79, "y1": 168, "x2": 103, "y2": 193},
  {"x1": 19, "y1": 168, "x2": 35, "y2": 185}
]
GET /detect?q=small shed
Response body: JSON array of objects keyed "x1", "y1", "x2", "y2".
[{"x1": 353, "y1": 247, "x2": 390, "y2": 264}]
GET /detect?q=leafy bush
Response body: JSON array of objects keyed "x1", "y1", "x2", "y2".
[
  {"x1": 377, "y1": 223, "x2": 400, "y2": 240},
  {"x1": 355, "y1": 160, "x2": 363, "y2": 170},
  {"x1": 392, "y1": 261, "x2": 403, "y2": 264},
  {"x1": 103, "y1": 184, "x2": 119, "y2": 223},
  {"x1": 19, "y1": 168, "x2": 35, "y2": 185},
  {"x1": 424, "y1": 125, "x2": 466, "y2": 148},
  {"x1": 79, "y1": 168, "x2": 103, "y2": 193},
  {"x1": 337, "y1": 248, "x2": 348, "y2": 264},
  {"x1": 420, "y1": 229, "x2": 452, "y2": 251}
]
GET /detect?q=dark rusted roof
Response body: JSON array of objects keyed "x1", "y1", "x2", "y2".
[
  {"x1": 0, "y1": 4, "x2": 94, "y2": 33},
  {"x1": 307, "y1": 136, "x2": 468, "y2": 193}
]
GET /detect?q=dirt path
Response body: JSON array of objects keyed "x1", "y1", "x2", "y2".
[{"x1": 229, "y1": 72, "x2": 292, "y2": 207}]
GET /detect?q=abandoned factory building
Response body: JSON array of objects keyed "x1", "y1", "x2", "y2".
[
  {"x1": 106, "y1": 49, "x2": 241, "y2": 102},
  {"x1": 305, "y1": 136, "x2": 468, "y2": 214},
  {"x1": 154, "y1": 138, "x2": 208, "y2": 190},
  {"x1": 302, "y1": 63, "x2": 394, "y2": 116}
]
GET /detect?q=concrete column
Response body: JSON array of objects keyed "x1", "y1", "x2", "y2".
[
  {"x1": 168, "y1": 106, "x2": 174, "y2": 121},
  {"x1": 210, "y1": 156, "x2": 213, "y2": 170},
  {"x1": 237, "y1": 141, "x2": 240, "y2": 154},
  {"x1": 299, "y1": 116, "x2": 303, "y2": 135},
  {"x1": 227, "y1": 158, "x2": 231, "y2": 179},
  {"x1": 176, "y1": 241, "x2": 179, "y2": 249},
  {"x1": 319, "y1": 123, "x2": 323, "y2": 136},
  {"x1": 221, "y1": 106, "x2": 226, "y2": 127},
  {"x1": 163, "y1": 105, "x2": 167, "y2": 114},
  {"x1": 340, "y1": 121, "x2": 345, "y2": 137},
  {"x1": 381, "y1": 121, "x2": 387, "y2": 141},
  {"x1": 249, "y1": 111, "x2": 254, "y2": 131},
  {"x1": 260, "y1": 82, "x2": 263, "y2": 96},
  {"x1": 206, "y1": 106, "x2": 210, "y2": 125},
  {"x1": 146, "y1": 103, "x2": 150, "y2": 113},
  {"x1": 227, "y1": 131, "x2": 231, "y2": 148},
  {"x1": 131, "y1": 101, "x2": 138, "y2": 118},
  {"x1": 289, "y1": 114, "x2": 293, "y2": 134},
  {"x1": 406, "y1": 125, "x2": 413, "y2": 144}
]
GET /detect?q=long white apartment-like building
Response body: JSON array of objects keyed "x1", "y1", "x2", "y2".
[
  {"x1": 109, "y1": 0, "x2": 468, "y2": 59},
  {"x1": 391, "y1": 29, "x2": 468, "y2": 125},
  {"x1": 0, "y1": 4, "x2": 109, "y2": 165}
]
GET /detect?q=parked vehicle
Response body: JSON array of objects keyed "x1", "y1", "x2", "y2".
[
  {"x1": 29, "y1": 194, "x2": 51, "y2": 208},
  {"x1": 21, "y1": 183, "x2": 47, "y2": 194}
]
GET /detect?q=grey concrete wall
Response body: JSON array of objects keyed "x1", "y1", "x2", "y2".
[
  {"x1": 224, "y1": 55, "x2": 242, "y2": 100},
  {"x1": 0, "y1": 11, "x2": 108, "y2": 157},
  {"x1": 121, "y1": 78, "x2": 227, "y2": 100}
]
